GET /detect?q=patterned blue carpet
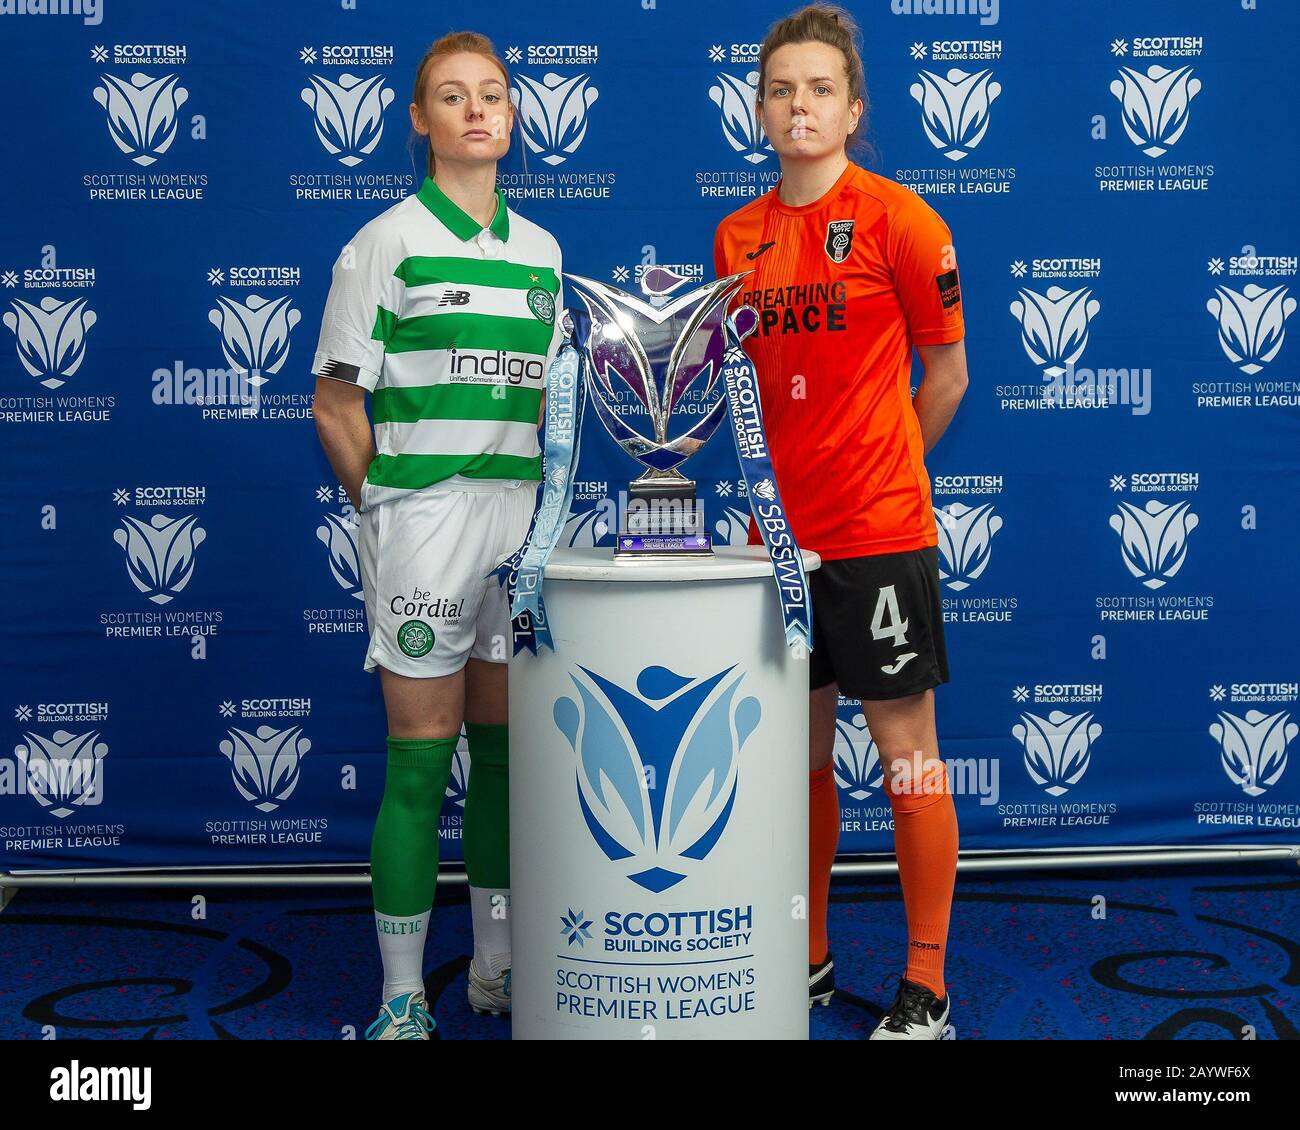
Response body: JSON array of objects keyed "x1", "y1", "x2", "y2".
[{"x1": 1, "y1": 860, "x2": 1295, "y2": 1039}]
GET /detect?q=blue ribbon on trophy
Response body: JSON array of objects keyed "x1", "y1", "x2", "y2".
[
  {"x1": 506, "y1": 266, "x2": 812, "y2": 654},
  {"x1": 719, "y1": 305, "x2": 813, "y2": 651},
  {"x1": 494, "y1": 312, "x2": 589, "y2": 655},
  {"x1": 491, "y1": 501, "x2": 546, "y2": 655}
]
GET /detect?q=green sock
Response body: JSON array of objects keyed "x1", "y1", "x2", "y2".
[
  {"x1": 370, "y1": 735, "x2": 456, "y2": 918},
  {"x1": 463, "y1": 722, "x2": 510, "y2": 888}
]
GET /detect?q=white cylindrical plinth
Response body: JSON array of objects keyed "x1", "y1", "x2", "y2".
[{"x1": 510, "y1": 545, "x2": 819, "y2": 1040}]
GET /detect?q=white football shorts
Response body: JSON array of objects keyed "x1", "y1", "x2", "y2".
[{"x1": 357, "y1": 478, "x2": 536, "y2": 678}]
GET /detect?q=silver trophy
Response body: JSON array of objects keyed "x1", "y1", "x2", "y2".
[{"x1": 565, "y1": 268, "x2": 749, "y2": 557}]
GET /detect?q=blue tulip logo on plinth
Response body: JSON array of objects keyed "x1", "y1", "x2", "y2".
[
  {"x1": 554, "y1": 665, "x2": 760, "y2": 892},
  {"x1": 561, "y1": 504, "x2": 613, "y2": 548},
  {"x1": 712, "y1": 505, "x2": 751, "y2": 546}
]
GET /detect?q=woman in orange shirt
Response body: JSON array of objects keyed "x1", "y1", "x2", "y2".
[{"x1": 714, "y1": 4, "x2": 969, "y2": 1039}]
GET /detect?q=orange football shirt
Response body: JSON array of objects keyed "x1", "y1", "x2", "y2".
[{"x1": 713, "y1": 160, "x2": 964, "y2": 560}]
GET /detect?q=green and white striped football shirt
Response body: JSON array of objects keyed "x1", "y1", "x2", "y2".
[{"x1": 312, "y1": 176, "x2": 562, "y2": 510}]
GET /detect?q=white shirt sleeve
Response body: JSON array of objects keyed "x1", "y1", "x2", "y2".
[{"x1": 311, "y1": 223, "x2": 399, "y2": 393}]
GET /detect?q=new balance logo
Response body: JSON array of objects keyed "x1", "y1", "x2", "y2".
[
  {"x1": 438, "y1": 290, "x2": 471, "y2": 307},
  {"x1": 746, "y1": 242, "x2": 776, "y2": 261}
]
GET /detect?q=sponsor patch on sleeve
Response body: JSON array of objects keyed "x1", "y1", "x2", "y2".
[{"x1": 935, "y1": 269, "x2": 961, "y2": 311}]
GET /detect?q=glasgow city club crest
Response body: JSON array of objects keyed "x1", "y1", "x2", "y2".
[
  {"x1": 554, "y1": 665, "x2": 760, "y2": 892},
  {"x1": 825, "y1": 220, "x2": 854, "y2": 264}
]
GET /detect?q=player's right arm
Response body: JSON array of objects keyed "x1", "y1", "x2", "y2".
[
  {"x1": 314, "y1": 378, "x2": 372, "y2": 515},
  {"x1": 311, "y1": 226, "x2": 399, "y2": 512}
]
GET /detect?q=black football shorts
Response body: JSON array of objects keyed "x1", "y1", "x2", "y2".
[{"x1": 808, "y1": 545, "x2": 950, "y2": 701}]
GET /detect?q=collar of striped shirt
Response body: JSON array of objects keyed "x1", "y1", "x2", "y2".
[{"x1": 416, "y1": 176, "x2": 510, "y2": 243}]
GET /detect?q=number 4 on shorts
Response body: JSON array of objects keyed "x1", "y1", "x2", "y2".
[{"x1": 870, "y1": 585, "x2": 919, "y2": 676}]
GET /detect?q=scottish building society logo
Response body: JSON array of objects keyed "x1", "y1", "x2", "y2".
[
  {"x1": 93, "y1": 71, "x2": 189, "y2": 166},
  {"x1": 910, "y1": 68, "x2": 1001, "y2": 161},
  {"x1": 1206, "y1": 284, "x2": 1296, "y2": 375},
  {"x1": 13, "y1": 726, "x2": 107, "y2": 819},
  {"x1": 4, "y1": 295, "x2": 97, "y2": 389},
  {"x1": 218, "y1": 697, "x2": 312, "y2": 813},
  {"x1": 114, "y1": 513, "x2": 206, "y2": 604},
  {"x1": 554, "y1": 665, "x2": 760, "y2": 893},
  {"x1": 1110, "y1": 65, "x2": 1200, "y2": 158},
  {"x1": 301, "y1": 72, "x2": 395, "y2": 166},
  {"x1": 1109, "y1": 498, "x2": 1198, "y2": 589},
  {"x1": 935, "y1": 502, "x2": 1001, "y2": 590},
  {"x1": 1013, "y1": 710, "x2": 1100, "y2": 797},
  {"x1": 832, "y1": 709, "x2": 883, "y2": 801},
  {"x1": 510, "y1": 72, "x2": 598, "y2": 166},
  {"x1": 709, "y1": 71, "x2": 772, "y2": 165},
  {"x1": 1010, "y1": 286, "x2": 1100, "y2": 376}
]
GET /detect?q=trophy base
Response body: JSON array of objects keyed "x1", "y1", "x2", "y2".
[
  {"x1": 614, "y1": 532, "x2": 714, "y2": 558},
  {"x1": 615, "y1": 473, "x2": 713, "y2": 558}
]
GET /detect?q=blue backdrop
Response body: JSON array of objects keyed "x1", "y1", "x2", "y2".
[{"x1": 2, "y1": 0, "x2": 1297, "y2": 873}]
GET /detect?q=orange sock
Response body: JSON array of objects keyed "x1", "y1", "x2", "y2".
[
  {"x1": 809, "y1": 762, "x2": 840, "y2": 965},
  {"x1": 885, "y1": 760, "x2": 958, "y2": 998}
]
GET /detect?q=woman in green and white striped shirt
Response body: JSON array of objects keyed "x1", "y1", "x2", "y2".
[{"x1": 312, "y1": 32, "x2": 562, "y2": 1040}]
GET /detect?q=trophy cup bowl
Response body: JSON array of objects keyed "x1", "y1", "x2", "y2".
[{"x1": 564, "y1": 271, "x2": 750, "y2": 558}]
